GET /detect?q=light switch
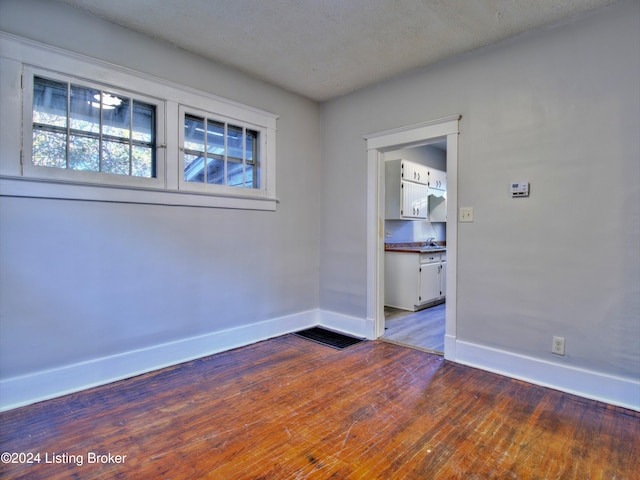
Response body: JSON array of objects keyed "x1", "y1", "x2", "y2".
[{"x1": 460, "y1": 207, "x2": 474, "y2": 222}]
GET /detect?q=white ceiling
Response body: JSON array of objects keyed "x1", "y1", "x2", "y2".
[{"x1": 55, "y1": 0, "x2": 614, "y2": 101}]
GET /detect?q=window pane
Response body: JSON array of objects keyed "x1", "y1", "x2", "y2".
[
  {"x1": 70, "y1": 84, "x2": 100, "y2": 133},
  {"x1": 132, "y1": 146, "x2": 153, "y2": 177},
  {"x1": 33, "y1": 130, "x2": 66, "y2": 168},
  {"x1": 69, "y1": 134, "x2": 99, "y2": 171},
  {"x1": 246, "y1": 129, "x2": 257, "y2": 162},
  {"x1": 181, "y1": 112, "x2": 262, "y2": 190},
  {"x1": 247, "y1": 129, "x2": 259, "y2": 188},
  {"x1": 184, "y1": 115, "x2": 205, "y2": 152},
  {"x1": 31, "y1": 74, "x2": 158, "y2": 182},
  {"x1": 102, "y1": 140, "x2": 130, "y2": 175},
  {"x1": 132, "y1": 102, "x2": 154, "y2": 143},
  {"x1": 33, "y1": 77, "x2": 67, "y2": 128},
  {"x1": 184, "y1": 153, "x2": 204, "y2": 183},
  {"x1": 207, "y1": 157, "x2": 225, "y2": 185},
  {"x1": 102, "y1": 93, "x2": 130, "y2": 139},
  {"x1": 226, "y1": 124, "x2": 243, "y2": 160},
  {"x1": 207, "y1": 120, "x2": 224, "y2": 155},
  {"x1": 226, "y1": 161, "x2": 244, "y2": 187},
  {"x1": 245, "y1": 164, "x2": 256, "y2": 188}
]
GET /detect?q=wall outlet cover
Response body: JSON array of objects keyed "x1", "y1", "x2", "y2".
[{"x1": 552, "y1": 336, "x2": 566, "y2": 356}]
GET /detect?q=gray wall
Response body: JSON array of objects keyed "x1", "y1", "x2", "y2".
[
  {"x1": 0, "y1": 0, "x2": 638, "y2": 406},
  {"x1": 320, "y1": 0, "x2": 639, "y2": 379},
  {"x1": 0, "y1": 0, "x2": 321, "y2": 378}
]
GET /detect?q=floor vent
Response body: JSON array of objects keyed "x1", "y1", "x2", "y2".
[{"x1": 293, "y1": 327, "x2": 365, "y2": 350}]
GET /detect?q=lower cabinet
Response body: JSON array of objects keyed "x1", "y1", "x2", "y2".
[
  {"x1": 385, "y1": 251, "x2": 445, "y2": 311},
  {"x1": 420, "y1": 262, "x2": 441, "y2": 305}
]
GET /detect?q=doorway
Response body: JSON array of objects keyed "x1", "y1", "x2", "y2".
[
  {"x1": 364, "y1": 116, "x2": 459, "y2": 361},
  {"x1": 382, "y1": 141, "x2": 447, "y2": 353}
]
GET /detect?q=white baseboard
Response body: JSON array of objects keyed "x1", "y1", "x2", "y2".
[
  {"x1": 455, "y1": 340, "x2": 640, "y2": 412},
  {"x1": 4, "y1": 313, "x2": 637, "y2": 413},
  {"x1": 318, "y1": 310, "x2": 373, "y2": 339},
  {"x1": 0, "y1": 309, "x2": 318, "y2": 412},
  {"x1": 444, "y1": 333, "x2": 457, "y2": 361}
]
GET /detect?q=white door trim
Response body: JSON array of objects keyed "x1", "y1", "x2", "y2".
[{"x1": 364, "y1": 116, "x2": 460, "y2": 360}]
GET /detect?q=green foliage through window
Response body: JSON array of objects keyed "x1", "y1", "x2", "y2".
[{"x1": 32, "y1": 76, "x2": 156, "y2": 177}]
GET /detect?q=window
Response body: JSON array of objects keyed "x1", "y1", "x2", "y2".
[
  {"x1": 180, "y1": 107, "x2": 264, "y2": 194},
  {"x1": 1, "y1": 34, "x2": 277, "y2": 210},
  {"x1": 21, "y1": 68, "x2": 165, "y2": 189},
  {"x1": 32, "y1": 76, "x2": 156, "y2": 178}
]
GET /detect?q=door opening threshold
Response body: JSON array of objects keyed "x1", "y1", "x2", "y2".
[{"x1": 380, "y1": 337, "x2": 444, "y2": 356}]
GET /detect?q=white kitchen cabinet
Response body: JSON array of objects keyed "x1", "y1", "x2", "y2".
[
  {"x1": 385, "y1": 250, "x2": 446, "y2": 311},
  {"x1": 402, "y1": 181, "x2": 429, "y2": 219},
  {"x1": 427, "y1": 167, "x2": 447, "y2": 222},
  {"x1": 403, "y1": 161, "x2": 428, "y2": 185},
  {"x1": 428, "y1": 168, "x2": 446, "y2": 191},
  {"x1": 420, "y1": 262, "x2": 441, "y2": 304},
  {"x1": 440, "y1": 257, "x2": 446, "y2": 297},
  {"x1": 386, "y1": 159, "x2": 429, "y2": 220}
]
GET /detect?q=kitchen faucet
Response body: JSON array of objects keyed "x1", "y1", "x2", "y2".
[{"x1": 426, "y1": 237, "x2": 436, "y2": 246}]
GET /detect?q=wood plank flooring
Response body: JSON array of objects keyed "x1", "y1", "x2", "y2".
[
  {"x1": 384, "y1": 303, "x2": 445, "y2": 353},
  {"x1": 1, "y1": 335, "x2": 638, "y2": 479}
]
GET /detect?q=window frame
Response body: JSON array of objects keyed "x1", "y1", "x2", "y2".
[
  {"x1": 22, "y1": 67, "x2": 166, "y2": 189},
  {"x1": 0, "y1": 33, "x2": 278, "y2": 211},
  {"x1": 178, "y1": 105, "x2": 267, "y2": 196}
]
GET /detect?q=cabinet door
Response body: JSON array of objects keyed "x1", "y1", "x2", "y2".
[
  {"x1": 429, "y1": 168, "x2": 447, "y2": 190},
  {"x1": 402, "y1": 181, "x2": 428, "y2": 219},
  {"x1": 402, "y1": 161, "x2": 428, "y2": 185},
  {"x1": 385, "y1": 252, "x2": 421, "y2": 310},
  {"x1": 420, "y1": 262, "x2": 440, "y2": 304}
]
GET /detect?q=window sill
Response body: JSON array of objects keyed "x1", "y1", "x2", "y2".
[{"x1": 0, "y1": 176, "x2": 278, "y2": 211}]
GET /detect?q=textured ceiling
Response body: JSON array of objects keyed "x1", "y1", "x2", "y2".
[{"x1": 55, "y1": 0, "x2": 614, "y2": 101}]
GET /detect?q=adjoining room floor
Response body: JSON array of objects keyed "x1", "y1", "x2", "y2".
[{"x1": 383, "y1": 303, "x2": 445, "y2": 353}]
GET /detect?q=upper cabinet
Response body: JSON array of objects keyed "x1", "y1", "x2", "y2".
[
  {"x1": 402, "y1": 161, "x2": 429, "y2": 185},
  {"x1": 428, "y1": 168, "x2": 446, "y2": 192},
  {"x1": 385, "y1": 159, "x2": 429, "y2": 220},
  {"x1": 386, "y1": 160, "x2": 448, "y2": 221},
  {"x1": 427, "y1": 167, "x2": 447, "y2": 222}
]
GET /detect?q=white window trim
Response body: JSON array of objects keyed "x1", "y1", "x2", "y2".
[
  {"x1": 178, "y1": 104, "x2": 267, "y2": 197},
  {"x1": 22, "y1": 67, "x2": 167, "y2": 190},
  {"x1": 0, "y1": 32, "x2": 279, "y2": 211}
]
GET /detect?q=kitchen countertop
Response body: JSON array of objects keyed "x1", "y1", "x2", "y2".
[{"x1": 385, "y1": 242, "x2": 446, "y2": 253}]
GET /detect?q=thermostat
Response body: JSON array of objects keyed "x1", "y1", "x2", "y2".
[{"x1": 510, "y1": 182, "x2": 529, "y2": 197}]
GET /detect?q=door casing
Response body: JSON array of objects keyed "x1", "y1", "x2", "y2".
[{"x1": 364, "y1": 116, "x2": 459, "y2": 360}]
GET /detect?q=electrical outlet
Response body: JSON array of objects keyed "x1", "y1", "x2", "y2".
[{"x1": 552, "y1": 336, "x2": 566, "y2": 356}]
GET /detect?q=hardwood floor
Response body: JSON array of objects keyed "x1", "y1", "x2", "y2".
[
  {"x1": 384, "y1": 303, "x2": 445, "y2": 353},
  {"x1": 1, "y1": 335, "x2": 638, "y2": 479}
]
